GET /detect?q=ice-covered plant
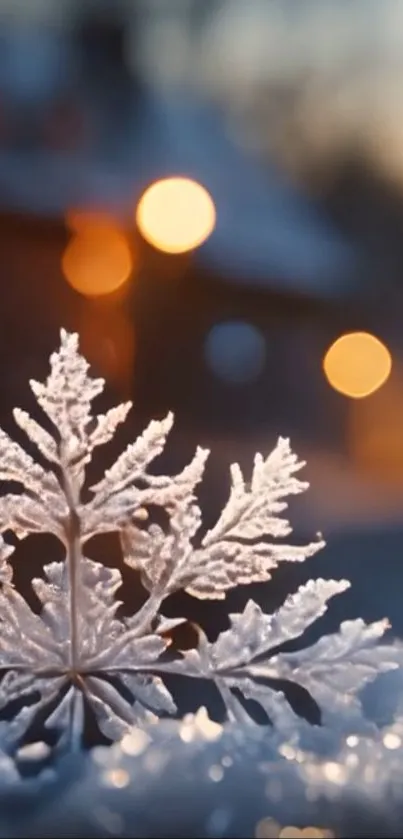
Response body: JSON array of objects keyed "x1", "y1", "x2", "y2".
[{"x1": 0, "y1": 330, "x2": 396, "y2": 750}]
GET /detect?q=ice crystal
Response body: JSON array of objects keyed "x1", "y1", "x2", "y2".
[{"x1": 0, "y1": 330, "x2": 396, "y2": 750}]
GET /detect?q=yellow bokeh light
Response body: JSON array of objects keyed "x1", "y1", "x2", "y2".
[
  {"x1": 62, "y1": 221, "x2": 133, "y2": 298},
  {"x1": 255, "y1": 820, "x2": 334, "y2": 839},
  {"x1": 323, "y1": 331, "x2": 392, "y2": 398},
  {"x1": 136, "y1": 176, "x2": 216, "y2": 254}
]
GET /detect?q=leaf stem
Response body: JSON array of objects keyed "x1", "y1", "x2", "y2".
[
  {"x1": 216, "y1": 680, "x2": 255, "y2": 724},
  {"x1": 68, "y1": 686, "x2": 84, "y2": 751},
  {"x1": 60, "y1": 451, "x2": 81, "y2": 673},
  {"x1": 129, "y1": 591, "x2": 163, "y2": 637},
  {"x1": 66, "y1": 522, "x2": 80, "y2": 672}
]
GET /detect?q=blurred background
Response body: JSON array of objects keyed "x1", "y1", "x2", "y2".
[{"x1": 1, "y1": 0, "x2": 403, "y2": 674}]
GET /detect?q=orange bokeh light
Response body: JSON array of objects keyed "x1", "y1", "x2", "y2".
[
  {"x1": 323, "y1": 331, "x2": 392, "y2": 398},
  {"x1": 136, "y1": 177, "x2": 216, "y2": 254},
  {"x1": 62, "y1": 219, "x2": 133, "y2": 298}
]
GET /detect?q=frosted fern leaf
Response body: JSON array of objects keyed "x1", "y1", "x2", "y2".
[{"x1": 0, "y1": 329, "x2": 395, "y2": 750}]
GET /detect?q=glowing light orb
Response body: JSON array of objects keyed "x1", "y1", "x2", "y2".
[
  {"x1": 62, "y1": 221, "x2": 133, "y2": 297},
  {"x1": 136, "y1": 177, "x2": 216, "y2": 254},
  {"x1": 323, "y1": 332, "x2": 392, "y2": 398}
]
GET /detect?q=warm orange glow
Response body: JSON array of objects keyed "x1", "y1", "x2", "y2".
[
  {"x1": 136, "y1": 177, "x2": 216, "y2": 254},
  {"x1": 62, "y1": 222, "x2": 133, "y2": 297},
  {"x1": 323, "y1": 332, "x2": 392, "y2": 398}
]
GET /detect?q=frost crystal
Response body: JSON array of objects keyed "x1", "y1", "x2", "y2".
[{"x1": 0, "y1": 330, "x2": 396, "y2": 750}]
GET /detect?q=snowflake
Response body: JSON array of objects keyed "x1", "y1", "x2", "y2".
[{"x1": 0, "y1": 330, "x2": 396, "y2": 750}]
